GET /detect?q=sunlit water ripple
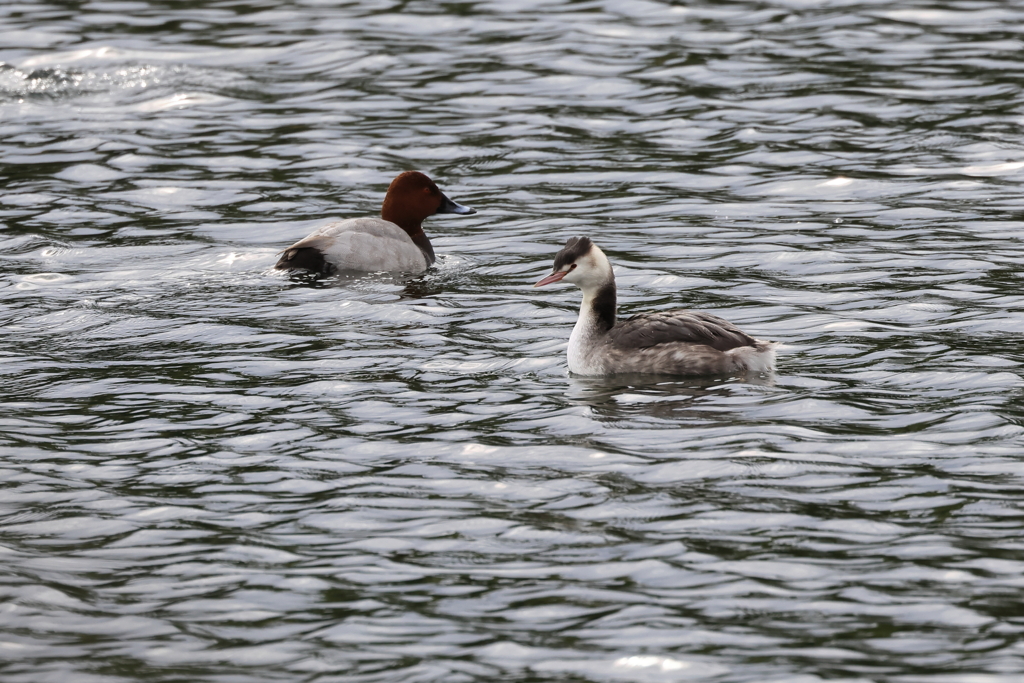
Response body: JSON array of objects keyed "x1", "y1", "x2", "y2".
[{"x1": 2, "y1": 1, "x2": 1024, "y2": 682}]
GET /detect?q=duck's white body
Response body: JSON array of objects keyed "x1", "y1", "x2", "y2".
[
  {"x1": 537, "y1": 237, "x2": 777, "y2": 377},
  {"x1": 280, "y1": 217, "x2": 431, "y2": 274}
]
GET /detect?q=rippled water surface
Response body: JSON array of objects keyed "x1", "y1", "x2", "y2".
[{"x1": 4, "y1": 1, "x2": 1024, "y2": 681}]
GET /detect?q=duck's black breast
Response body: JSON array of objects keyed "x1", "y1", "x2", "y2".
[{"x1": 607, "y1": 310, "x2": 757, "y2": 352}]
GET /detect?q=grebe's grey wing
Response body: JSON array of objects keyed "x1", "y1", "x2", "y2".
[{"x1": 608, "y1": 310, "x2": 758, "y2": 352}]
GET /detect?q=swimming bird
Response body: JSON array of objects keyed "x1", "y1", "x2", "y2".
[
  {"x1": 534, "y1": 237, "x2": 777, "y2": 376},
  {"x1": 275, "y1": 171, "x2": 475, "y2": 274}
]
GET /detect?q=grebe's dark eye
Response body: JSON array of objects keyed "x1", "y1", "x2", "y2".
[{"x1": 569, "y1": 264, "x2": 577, "y2": 270}]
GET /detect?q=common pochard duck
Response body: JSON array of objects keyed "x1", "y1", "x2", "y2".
[
  {"x1": 275, "y1": 171, "x2": 475, "y2": 274},
  {"x1": 535, "y1": 237, "x2": 777, "y2": 376}
]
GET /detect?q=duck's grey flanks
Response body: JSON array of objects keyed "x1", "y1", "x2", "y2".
[
  {"x1": 534, "y1": 236, "x2": 777, "y2": 376},
  {"x1": 275, "y1": 171, "x2": 475, "y2": 274}
]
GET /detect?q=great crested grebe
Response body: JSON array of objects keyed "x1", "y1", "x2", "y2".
[{"x1": 535, "y1": 236, "x2": 777, "y2": 376}]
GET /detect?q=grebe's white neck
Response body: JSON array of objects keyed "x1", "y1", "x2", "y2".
[{"x1": 567, "y1": 283, "x2": 617, "y2": 374}]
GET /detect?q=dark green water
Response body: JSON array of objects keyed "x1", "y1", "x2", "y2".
[{"x1": 3, "y1": 1, "x2": 1024, "y2": 681}]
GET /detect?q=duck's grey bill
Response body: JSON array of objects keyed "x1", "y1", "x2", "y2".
[{"x1": 438, "y1": 193, "x2": 476, "y2": 215}]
